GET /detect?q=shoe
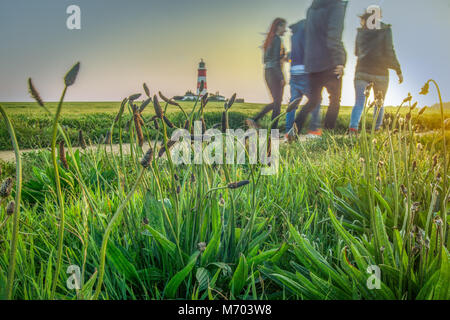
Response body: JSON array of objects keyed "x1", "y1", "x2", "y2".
[
  {"x1": 307, "y1": 129, "x2": 322, "y2": 136},
  {"x1": 245, "y1": 119, "x2": 261, "y2": 129},
  {"x1": 348, "y1": 128, "x2": 358, "y2": 136}
]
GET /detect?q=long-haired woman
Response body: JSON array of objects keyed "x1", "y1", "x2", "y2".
[{"x1": 246, "y1": 18, "x2": 287, "y2": 130}]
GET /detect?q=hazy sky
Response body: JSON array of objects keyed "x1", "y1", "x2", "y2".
[{"x1": 1, "y1": 0, "x2": 449, "y2": 107}]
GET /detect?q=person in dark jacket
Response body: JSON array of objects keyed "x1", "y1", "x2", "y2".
[
  {"x1": 286, "y1": 20, "x2": 322, "y2": 139},
  {"x1": 290, "y1": 0, "x2": 347, "y2": 138},
  {"x1": 247, "y1": 18, "x2": 287, "y2": 130},
  {"x1": 349, "y1": 10, "x2": 403, "y2": 132}
]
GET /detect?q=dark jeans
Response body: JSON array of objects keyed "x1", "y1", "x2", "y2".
[
  {"x1": 287, "y1": 74, "x2": 321, "y2": 133},
  {"x1": 254, "y1": 68, "x2": 284, "y2": 129},
  {"x1": 294, "y1": 68, "x2": 342, "y2": 132}
]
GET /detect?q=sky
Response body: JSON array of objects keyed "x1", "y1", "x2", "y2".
[{"x1": 0, "y1": 0, "x2": 449, "y2": 107}]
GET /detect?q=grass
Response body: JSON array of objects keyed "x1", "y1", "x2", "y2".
[
  {"x1": 0, "y1": 64, "x2": 448, "y2": 300},
  {"x1": 1, "y1": 101, "x2": 448, "y2": 151}
]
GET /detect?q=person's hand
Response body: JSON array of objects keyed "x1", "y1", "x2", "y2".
[
  {"x1": 334, "y1": 65, "x2": 344, "y2": 79},
  {"x1": 398, "y1": 73, "x2": 404, "y2": 84}
]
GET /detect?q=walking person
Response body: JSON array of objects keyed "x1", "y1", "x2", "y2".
[
  {"x1": 290, "y1": 0, "x2": 347, "y2": 139},
  {"x1": 349, "y1": 9, "x2": 403, "y2": 133},
  {"x1": 286, "y1": 19, "x2": 322, "y2": 140},
  {"x1": 246, "y1": 18, "x2": 288, "y2": 130}
]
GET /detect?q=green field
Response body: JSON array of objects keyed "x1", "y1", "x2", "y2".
[
  {"x1": 0, "y1": 65, "x2": 449, "y2": 300},
  {"x1": 1, "y1": 101, "x2": 448, "y2": 151}
]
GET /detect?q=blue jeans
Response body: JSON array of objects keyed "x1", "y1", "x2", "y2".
[
  {"x1": 286, "y1": 74, "x2": 321, "y2": 133},
  {"x1": 350, "y1": 72, "x2": 389, "y2": 130}
]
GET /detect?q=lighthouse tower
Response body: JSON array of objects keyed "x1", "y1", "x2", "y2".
[{"x1": 197, "y1": 59, "x2": 207, "y2": 96}]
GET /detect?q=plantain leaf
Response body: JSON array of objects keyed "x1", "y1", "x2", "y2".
[
  {"x1": 165, "y1": 251, "x2": 200, "y2": 298},
  {"x1": 229, "y1": 254, "x2": 248, "y2": 296}
]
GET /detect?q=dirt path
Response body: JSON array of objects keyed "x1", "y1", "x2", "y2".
[{"x1": 1, "y1": 130, "x2": 441, "y2": 163}]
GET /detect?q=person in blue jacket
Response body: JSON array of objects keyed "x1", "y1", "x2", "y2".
[{"x1": 286, "y1": 19, "x2": 322, "y2": 139}]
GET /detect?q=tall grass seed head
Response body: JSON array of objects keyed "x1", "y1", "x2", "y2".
[
  {"x1": 432, "y1": 154, "x2": 438, "y2": 167},
  {"x1": 64, "y1": 62, "x2": 81, "y2": 87},
  {"x1": 129, "y1": 93, "x2": 142, "y2": 101},
  {"x1": 153, "y1": 95, "x2": 163, "y2": 119},
  {"x1": 143, "y1": 83, "x2": 150, "y2": 97},
  {"x1": 133, "y1": 112, "x2": 144, "y2": 147},
  {"x1": 419, "y1": 82, "x2": 429, "y2": 95},
  {"x1": 115, "y1": 98, "x2": 128, "y2": 123},
  {"x1": 28, "y1": 78, "x2": 44, "y2": 107},
  {"x1": 197, "y1": 242, "x2": 207, "y2": 252},
  {"x1": 226, "y1": 93, "x2": 237, "y2": 110},
  {"x1": 139, "y1": 98, "x2": 152, "y2": 114},
  {"x1": 400, "y1": 184, "x2": 408, "y2": 197},
  {"x1": 406, "y1": 112, "x2": 412, "y2": 121},
  {"x1": 158, "y1": 140, "x2": 176, "y2": 158},
  {"x1": 364, "y1": 82, "x2": 373, "y2": 97},
  {"x1": 141, "y1": 148, "x2": 154, "y2": 168},
  {"x1": 201, "y1": 93, "x2": 209, "y2": 109},
  {"x1": 59, "y1": 141, "x2": 69, "y2": 169},
  {"x1": 418, "y1": 106, "x2": 427, "y2": 115},
  {"x1": 6, "y1": 200, "x2": 15, "y2": 215},
  {"x1": 0, "y1": 177, "x2": 13, "y2": 198},
  {"x1": 403, "y1": 92, "x2": 412, "y2": 103},
  {"x1": 163, "y1": 116, "x2": 175, "y2": 128},
  {"x1": 227, "y1": 180, "x2": 250, "y2": 189}
]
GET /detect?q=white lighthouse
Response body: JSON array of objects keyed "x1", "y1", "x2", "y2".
[{"x1": 197, "y1": 59, "x2": 207, "y2": 96}]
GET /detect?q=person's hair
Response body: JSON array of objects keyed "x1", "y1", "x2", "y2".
[
  {"x1": 263, "y1": 18, "x2": 286, "y2": 52},
  {"x1": 358, "y1": 12, "x2": 372, "y2": 28}
]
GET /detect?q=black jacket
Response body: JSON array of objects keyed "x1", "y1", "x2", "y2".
[
  {"x1": 355, "y1": 23, "x2": 402, "y2": 77},
  {"x1": 305, "y1": 0, "x2": 347, "y2": 73},
  {"x1": 263, "y1": 35, "x2": 284, "y2": 80},
  {"x1": 264, "y1": 35, "x2": 283, "y2": 68}
]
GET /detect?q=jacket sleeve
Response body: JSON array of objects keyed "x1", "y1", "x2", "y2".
[
  {"x1": 385, "y1": 28, "x2": 402, "y2": 75},
  {"x1": 326, "y1": 1, "x2": 347, "y2": 67}
]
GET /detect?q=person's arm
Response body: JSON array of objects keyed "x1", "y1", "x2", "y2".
[
  {"x1": 326, "y1": 1, "x2": 347, "y2": 68},
  {"x1": 385, "y1": 27, "x2": 403, "y2": 82}
]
